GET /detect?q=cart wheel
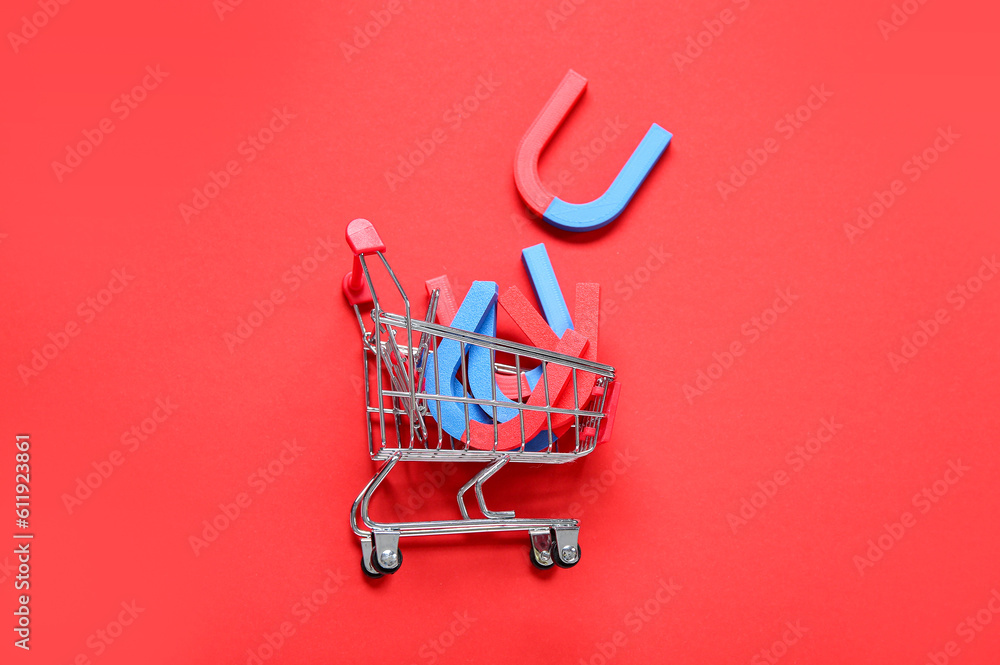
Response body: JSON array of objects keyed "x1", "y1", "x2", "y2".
[
  {"x1": 529, "y1": 545, "x2": 556, "y2": 570},
  {"x1": 371, "y1": 546, "x2": 402, "y2": 574},
  {"x1": 361, "y1": 555, "x2": 384, "y2": 579},
  {"x1": 529, "y1": 528, "x2": 556, "y2": 570},
  {"x1": 554, "y1": 542, "x2": 581, "y2": 568}
]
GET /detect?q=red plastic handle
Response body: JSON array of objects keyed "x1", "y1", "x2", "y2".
[
  {"x1": 343, "y1": 218, "x2": 385, "y2": 306},
  {"x1": 346, "y1": 218, "x2": 385, "y2": 255}
]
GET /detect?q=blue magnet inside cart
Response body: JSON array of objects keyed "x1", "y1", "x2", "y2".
[
  {"x1": 426, "y1": 248, "x2": 590, "y2": 451},
  {"x1": 521, "y1": 243, "x2": 574, "y2": 392},
  {"x1": 424, "y1": 281, "x2": 498, "y2": 440},
  {"x1": 466, "y1": 244, "x2": 574, "y2": 450}
]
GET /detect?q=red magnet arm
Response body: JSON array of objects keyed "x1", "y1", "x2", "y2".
[
  {"x1": 547, "y1": 283, "x2": 600, "y2": 432},
  {"x1": 425, "y1": 275, "x2": 460, "y2": 325},
  {"x1": 513, "y1": 70, "x2": 587, "y2": 217},
  {"x1": 498, "y1": 285, "x2": 561, "y2": 349},
  {"x1": 465, "y1": 329, "x2": 589, "y2": 451},
  {"x1": 498, "y1": 284, "x2": 601, "y2": 436}
]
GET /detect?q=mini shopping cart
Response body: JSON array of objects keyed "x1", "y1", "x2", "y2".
[{"x1": 341, "y1": 219, "x2": 620, "y2": 577}]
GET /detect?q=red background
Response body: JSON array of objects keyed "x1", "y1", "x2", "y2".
[{"x1": 3, "y1": 0, "x2": 999, "y2": 663}]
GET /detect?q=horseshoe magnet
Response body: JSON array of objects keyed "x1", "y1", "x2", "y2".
[{"x1": 514, "y1": 69, "x2": 672, "y2": 232}]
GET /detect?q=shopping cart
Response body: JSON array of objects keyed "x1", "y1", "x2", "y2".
[{"x1": 341, "y1": 219, "x2": 620, "y2": 577}]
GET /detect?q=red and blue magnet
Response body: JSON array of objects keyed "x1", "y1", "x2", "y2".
[{"x1": 514, "y1": 70, "x2": 671, "y2": 232}]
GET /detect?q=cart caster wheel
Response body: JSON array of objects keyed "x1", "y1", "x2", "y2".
[
  {"x1": 371, "y1": 547, "x2": 402, "y2": 574},
  {"x1": 530, "y1": 545, "x2": 556, "y2": 570},
  {"x1": 528, "y1": 528, "x2": 556, "y2": 570},
  {"x1": 554, "y1": 542, "x2": 581, "y2": 568},
  {"x1": 361, "y1": 555, "x2": 384, "y2": 579}
]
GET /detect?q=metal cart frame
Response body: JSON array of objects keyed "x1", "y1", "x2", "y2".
[{"x1": 342, "y1": 219, "x2": 618, "y2": 576}]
